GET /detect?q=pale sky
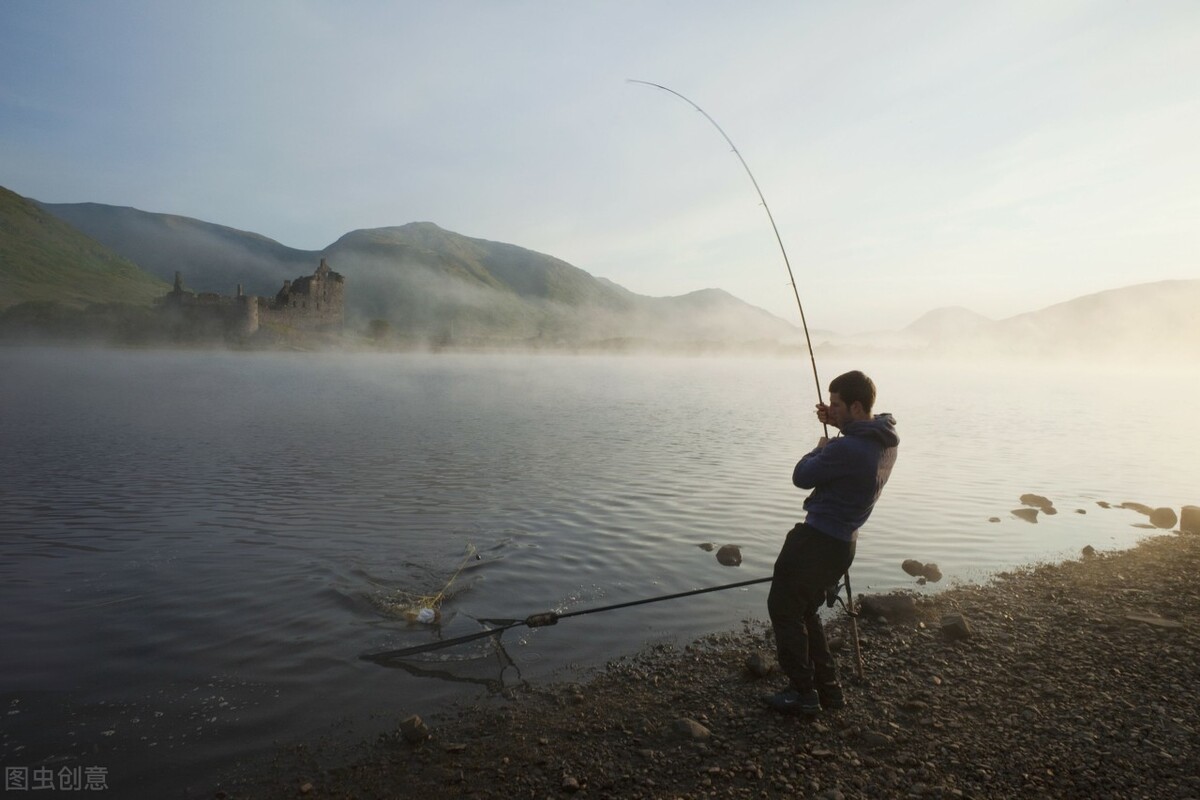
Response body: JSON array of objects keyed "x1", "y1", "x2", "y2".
[{"x1": 2, "y1": 1, "x2": 1197, "y2": 333}]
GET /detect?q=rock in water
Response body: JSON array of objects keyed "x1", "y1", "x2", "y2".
[
  {"x1": 1011, "y1": 508, "x2": 1039, "y2": 523},
  {"x1": 1149, "y1": 507, "x2": 1178, "y2": 529},
  {"x1": 1020, "y1": 493, "x2": 1055, "y2": 511},
  {"x1": 921, "y1": 563, "x2": 943, "y2": 583},
  {"x1": 1120, "y1": 501, "x2": 1154, "y2": 516},
  {"x1": 716, "y1": 544, "x2": 742, "y2": 566},
  {"x1": 901, "y1": 559, "x2": 925, "y2": 577},
  {"x1": 1183, "y1": 505, "x2": 1200, "y2": 534}
]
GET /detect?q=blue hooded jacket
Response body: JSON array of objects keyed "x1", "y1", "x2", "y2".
[{"x1": 792, "y1": 413, "x2": 899, "y2": 542}]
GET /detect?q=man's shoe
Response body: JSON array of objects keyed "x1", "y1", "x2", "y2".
[
  {"x1": 764, "y1": 687, "x2": 821, "y2": 716},
  {"x1": 817, "y1": 681, "x2": 845, "y2": 710}
]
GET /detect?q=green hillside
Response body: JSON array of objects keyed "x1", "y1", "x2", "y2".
[{"x1": 0, "y1": 186, "x2": 168, "y2": 311}]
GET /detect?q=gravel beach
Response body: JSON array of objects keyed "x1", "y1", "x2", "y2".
[{"x1": 237, "y1": 526, "x2": 1199, "y2": 800}]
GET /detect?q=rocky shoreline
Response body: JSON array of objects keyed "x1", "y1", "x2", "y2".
[{"x1": 239, "y1": 528, "x2": 1199, "y2": 799}]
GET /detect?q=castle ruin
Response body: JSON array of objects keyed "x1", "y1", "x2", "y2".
[{"x1": 161, "y1": 259, "x2": 345, "y2": 338}]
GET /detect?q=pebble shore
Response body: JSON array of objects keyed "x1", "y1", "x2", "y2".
[{"x1": 240, "y1": 529, "x2": 1199, "y2": 799}]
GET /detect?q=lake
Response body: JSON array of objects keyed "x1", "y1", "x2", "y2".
[{"x1": 1, "y1": 346, "x2": 1195, "y2": 797}]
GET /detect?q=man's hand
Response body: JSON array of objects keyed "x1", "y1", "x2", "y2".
[{"x1": 815, "y1": 402, "x2": 830, "y2": 425}]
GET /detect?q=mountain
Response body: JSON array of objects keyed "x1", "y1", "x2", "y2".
[
  {"x1": 37, "y1": 200, "x2": 318, "y2": 297},
  {"x1": 905, "y1": 281, "x2": 1200, "y2": 361},
  {"x1": 14, "y1": 188, "x2": 1194, "y2": 358},
  {"x1": 26, "y1": 199, "x2": 804, "y2": 347},
  {"x1": 904, "y1": 306, "x2": 994, "y2": 340},
  {"x1": 0, "y1": 187, "x2": 167, "y2": 310},
  {"x1": 324, "y1": 222, "x2": 804, "y2": 345}
]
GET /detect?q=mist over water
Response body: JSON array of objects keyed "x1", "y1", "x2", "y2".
[{"x1": 1, "y1": 347, "x2": 1195, "y2": 796}]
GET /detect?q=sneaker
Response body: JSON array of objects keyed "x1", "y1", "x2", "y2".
[
  {"x1": 817, "y1": 681, "x2": 845, "y2": 710},
  {"x1": 764, "y1": 687, "x2": 821, "y2": 716}
]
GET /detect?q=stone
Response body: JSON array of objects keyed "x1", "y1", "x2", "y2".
[
  {"x1": 860, "y1": 730, "x2": 895, "y2": 749},
  {"x1": 745, "y1": 651, "x2": 775, "y2": 678},
  {"x1": 902, "y1": 559, "x2": 925, "y2": 577},
  {"x1": 672, "y1": 718, "x2": 711, "y2": 740},
  {"x1": 921, "y1": 563, "x2": 943, "y2": 583},
  {"x1": 1183, "y1": 505, "x2": 1200, "y2": 534},
  {"x1": 716, "y1": 544, "x2": 742, "y2": 566},
  {"x1": 1011, "y1": 508, "x2": 1039, "y2": 523},
  {"x1": 1082, "y1": 545, "x2": 1096, "y2": 558},
  {"x1": 1120, "y1": 501, "x2": 1154, "y2": 516},
  {"x1": 988, "y1": 517, "x2": 1001, "y2": 523},
  {"x1": 561, "y1": 773, "x2": 581, "y2": 792},
  {"x1": 1020, "y1": 493, "x2": 1055, "y2": 512},
  {"x1": 1150, "y1": 507, "x2": 1178, "y2": 529},
  {"x1": 860, "y1": 593, "x2": 918, "y2": 622},
  {"x1": 941, "y1": 613, "x2": 973, "y2": 641},
  {"x1": 698, "y1": 542, "x2": 716, "y2": 552},
  {"x1": 399, "y1": 714, "x2": 430, "y2": 744}
]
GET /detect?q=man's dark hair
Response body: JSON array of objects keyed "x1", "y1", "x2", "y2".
[{"x1": 829, "y1": 370, "x2": 876, "y2": 415}]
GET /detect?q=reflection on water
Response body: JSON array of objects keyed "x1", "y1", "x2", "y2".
[{"x1": 1, "y1": 347, "x2": 1196, "y2": 796}]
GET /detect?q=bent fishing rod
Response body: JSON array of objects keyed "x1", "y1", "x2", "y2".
[
  {"x1": 360, "y1": 575, "x2": 773, "y2": 662},
  {"x1": 628, "y1": 79, "x2": 826, "y2": 437}
]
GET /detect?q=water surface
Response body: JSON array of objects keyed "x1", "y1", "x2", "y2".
[{"x1": 1, "y1": 347, "x2": 1194, "y2": 796}]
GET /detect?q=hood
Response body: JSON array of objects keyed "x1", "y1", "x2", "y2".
[{"x1": 844, "y1": 413, "x2": 899, "y2": 447}]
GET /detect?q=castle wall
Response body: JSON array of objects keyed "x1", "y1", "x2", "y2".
[{"x1": 158, "y1": 260, "x2": 343, "y2": 339}]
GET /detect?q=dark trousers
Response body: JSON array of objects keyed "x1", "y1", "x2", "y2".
[{"x1": 768, "y1": 522, "x2": 855, "y2": 691}]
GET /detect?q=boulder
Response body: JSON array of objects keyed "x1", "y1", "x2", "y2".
[
  {"x1": 941, "y1": 613, "x2": 973, "y2": 641},
  {"x1": 1011, "y1": 508, "x2": 1039, "y2": 523},
  {"x1": 1149, "y1": 507, "x2": 1178, "y2": 529},
  {"x1": 1082, "y1": 545, "x2": 1096, "y2": 558},
  {"x1": 400, "y1": 714, "x2": 430, "y2": 744},
  {"x1": 1183, "y1": 505, "x2": 1200, "y2": 534},
  {"x1": 715, "y1": 544, "x2": 742, "y2": 566},
  {"x1": 672, "y1": 718, "x2": 711, "y2": 740},
  {"x1": 921, "y1": 563, "x2": 943, "y2": 583},
  {"x1": 1120, "y1": 501, "x2": 1154, "y2": 516},
  {"x1": 745, "y1": 651, "x2": 775, "y2": 678},
  {"x1": 901, "y1": 559, "x2": 925, "y2": 577},
  {"x1": 860, "y1": 593, "x2": 918, "y2": 623}
]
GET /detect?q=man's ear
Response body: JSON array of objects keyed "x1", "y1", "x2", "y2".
[{"x1": 850, "y1": 400, "x2": 866, "y2": 418}]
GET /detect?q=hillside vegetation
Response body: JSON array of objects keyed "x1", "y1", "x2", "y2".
[{"x1": 0, "y1": 187, "x2": 167, "y2": 311}]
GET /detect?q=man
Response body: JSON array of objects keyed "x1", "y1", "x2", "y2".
[{"x1": 765, "y1": 370, "x2": 899, "y2": 715}]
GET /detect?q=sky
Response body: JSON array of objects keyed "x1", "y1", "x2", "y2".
[{"x1": 2, "y1": 1, "x2": 1198, "y2": 334}]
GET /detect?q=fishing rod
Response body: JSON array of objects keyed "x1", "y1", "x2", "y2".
[
  {"x1": 360, "y1": 575, "x2": 773, "y2": 662},
  {"x1": 628, "y1": 79, "x2": 825, "y2": 437},
  {"x1": 631, "y1": 80, "x2": 865, "y2": 678}
]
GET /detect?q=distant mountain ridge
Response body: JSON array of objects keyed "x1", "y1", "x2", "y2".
[
  {"x1": 31, "y1": 199, "x2": 806, "y2": 346},
  {"x1": 898, "y1": 281, "x2": 1200, "y2": 360},
  {"x1": 4, "y1": 185, "x2": 1195, "y2": 359}
]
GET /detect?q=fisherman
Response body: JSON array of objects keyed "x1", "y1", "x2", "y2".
[{"x1": 765, "y1": 370, "x2": 899, "y2": 715}]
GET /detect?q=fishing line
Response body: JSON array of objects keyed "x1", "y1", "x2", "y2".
[{"x1": 628, "y1": 79, "x2": 826, "y2": 436}]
